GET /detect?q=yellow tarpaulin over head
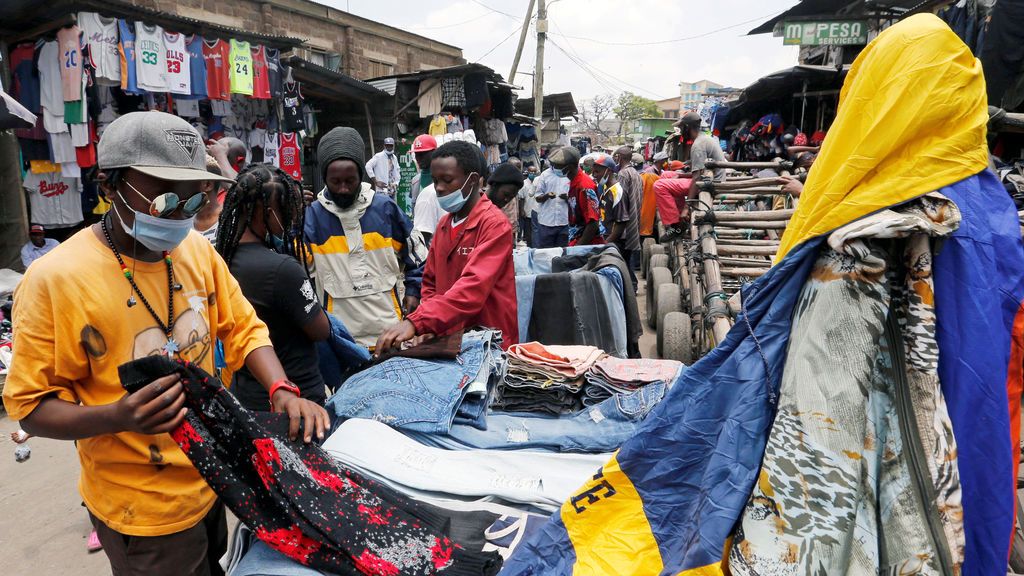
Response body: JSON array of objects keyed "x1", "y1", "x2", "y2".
[{"x1": 775, "y1": 13, "x2": 989, "y2": 262}]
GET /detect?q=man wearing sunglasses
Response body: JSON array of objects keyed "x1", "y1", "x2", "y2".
[{"x1": 2, "y1": 111, "x2": 330, "y2": 576}]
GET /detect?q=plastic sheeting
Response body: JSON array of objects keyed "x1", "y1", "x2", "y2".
[{"x1": 776, "y1": 14, "x2": 990, "y2": 262}]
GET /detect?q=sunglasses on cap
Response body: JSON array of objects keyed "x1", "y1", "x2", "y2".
[{"x1": 122, "y1": 178, "x2": 209, "y2": 218}]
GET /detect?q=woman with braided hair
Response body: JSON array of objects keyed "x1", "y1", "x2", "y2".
[{"x1": 215, "y1": 164, "x2": 332, "y2": 410}]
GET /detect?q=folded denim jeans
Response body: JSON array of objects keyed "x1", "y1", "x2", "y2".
[
  {"x1": 411, "y1": 381, "x2": 667, "y2": 453},
  {"x1": 326, "y1": 330, "x2": 501, "y2": 434}
]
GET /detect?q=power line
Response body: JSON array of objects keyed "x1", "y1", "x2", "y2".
[
  {"x1": 410, "y1": 12, "x2": 495, "y2": 31},
  {"x1": 549, "y1": 10, "x2": 786, "y2": 47},
  {"x1": 546, "y1": 31, "x2": 669, "y2": 101},
  {"x1": 473, "y1": 23, "x2": 526, "y2": 63},
  {"x1": 468, "y1": 0, "x2": 521, "y2": 21}
]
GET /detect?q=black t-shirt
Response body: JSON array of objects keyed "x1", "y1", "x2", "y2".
[{"x1": 228, "y1": 243, "x2": 326, "y2": 410}]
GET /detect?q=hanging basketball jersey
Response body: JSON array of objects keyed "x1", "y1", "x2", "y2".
[
  {"x1": 135, "y1": 23, "x2": 167, "y2": 92},
  {"x1": 78, "y1": 12, "x2": 120, "y2": 86},
  {"x1": 251, "y1": 45, "x2": 271, "y2": 99},
  {"x1": 229, "y1": 39, "x2": 253, "y2": 96},
  {"x1": 163, "y1": 32, "x2": 190, "y2": 95},
  {"x1": 203, "y1": 38, "x2": 230, "y2": 101},
  {"x1": 39, "y1": 41, "x2": 65, "y2": 130},
  {"x1": 185, "y1": 35, "x2": 207, "y2": 99},
  {"x1": 266, "y1": 48, "x2": 283, "y2": 99},
  {"x1": 263, "y1": 131, "x2": 280, "y2": 167},
  {"x1": 118, "y1": 19, "x2": 142, "y2": 94},
  {"x1": 57, "y1": 25, "x2": 83, "y2": 102},
  {"x1": 282, "y1": 81, "x2": 305, "y2": 133},
  {"x1": 279, "y1": 132, "x2": 301, "y2": 181}
]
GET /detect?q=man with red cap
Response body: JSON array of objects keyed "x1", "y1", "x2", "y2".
[
  {"x1": 20, "y1": 224, "x2": 60, "y2": 269},
  {"x1": 411, "y1": 134, "x2": 445, "y2": 247}
]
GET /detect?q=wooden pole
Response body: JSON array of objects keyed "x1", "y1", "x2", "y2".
[
  {"x1": 716, "y1": 245, "x2": 778, "y2": 257},
  {"x1": 718, "y1": 256, "x2": 771, "y2": 267},
  {"x1": 697, "y1": 209, "x2": 794, "y2": 221},
  {"x1": 706, "y1": 160, "x2": 794, "y2": 171},
  {"x1": 721, "y1": 267, "x2": 768, "y2": 278},
  {"x1": 712, "y1": 220, "x2": 790, "y2": 229},
  {"x1": 696, "y1": 190, "x2": 732, "y2": 345}
]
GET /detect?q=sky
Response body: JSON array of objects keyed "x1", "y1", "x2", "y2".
[{"x1": 316, "y1": 0, "x2": 802, "y2": 102}]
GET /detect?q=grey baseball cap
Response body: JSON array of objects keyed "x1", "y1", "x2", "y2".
[
  {"x1": 384, "y1": 137, "x2": 395, "y2": 145},
  {"x1": 98, "y1": 111, "x2": 233, "y2": 182}
]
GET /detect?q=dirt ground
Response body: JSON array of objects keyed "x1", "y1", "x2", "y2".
[{"x1": 0, "y1": 272, "x2": 658, "y2": 575}]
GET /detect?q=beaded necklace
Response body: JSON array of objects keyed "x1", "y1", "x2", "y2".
[{"x1": 101, "y1": 215, "x2": 180, "y2": 356}]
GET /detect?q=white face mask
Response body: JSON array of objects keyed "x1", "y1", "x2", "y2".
[{"x1": 385, "y1": 148, "x2": 394, "y2": 156}]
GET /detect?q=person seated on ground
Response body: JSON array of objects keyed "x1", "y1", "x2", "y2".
[
  {"x1": 194, "y1": 155, "x2": 231, "y2": 243},
  {"x1": 376, "y1": 141, "x2": 518, "y2": 353},
  {"x1": 549, "y1": 146, "x2": 603, "y2": 246},
  {"x1": 20, "y1": 224, "x2": 59, "y2": 269},
  {"x1": 305, "y1": 127, "x2": 423, "y2": 349},
  {"x1": 215, "y1": 164, "x2": 332, "y2": 410}
]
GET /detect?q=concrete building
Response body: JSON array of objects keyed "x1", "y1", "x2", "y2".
[
  {"x1": 131, "y1": 0, "x2": 464, "y2": 79},
  {"x1": 654, "y1": 97, "x2": 681, "y2": 119},
  {"x1": 679, "y1": 80, "x2": 723, "y2": 110}
]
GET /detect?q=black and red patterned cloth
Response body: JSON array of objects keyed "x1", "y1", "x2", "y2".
[{"x1": 118, "y1": 356, "x2": 502, "y2": 576}]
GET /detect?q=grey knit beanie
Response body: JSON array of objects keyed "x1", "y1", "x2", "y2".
[{"x1": 317, "y1": 127, "x2": 366, "y2": 182}]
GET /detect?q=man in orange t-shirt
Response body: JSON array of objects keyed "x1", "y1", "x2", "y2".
[
  {"x1": 2, "y1": 112, "x2": 328, "y2": 576},
  {"x1": 640, "y1": 151, "x2": 668, "y2": 237}
]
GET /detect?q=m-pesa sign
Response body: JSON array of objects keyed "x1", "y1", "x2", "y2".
[{"x1": 783, "y1": 20, "x2": 868, "y2": 46}]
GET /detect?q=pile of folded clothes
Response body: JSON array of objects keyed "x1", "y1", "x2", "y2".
[
  {"x1": 326, "y1": 330, "x2": 505, "y2": 432},
  {"x1": 583, "y1": 357, "x2": 684, "y2": 406},
  {"x1": 492, "y1": 342, "x2": 605, "y2": 415}
]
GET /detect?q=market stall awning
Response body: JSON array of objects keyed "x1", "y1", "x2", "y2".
[
  {"x1": 367, "y1": 63, "x2": 505, "y2": 85},
  {"x1": 749, "y1": 0, "x2": 950, "y2": 35},
  {"x1": 0, "y1": 0, "x2": 305, "y2": 48},
  {"x1": 726, "y1": 64, "x2": 849, "y2": 123},
  {"x1": 286, "y1": 56, "x2": 389, "y2": 103},
  {"x1": 515, "y1": 92, "x2": 578, "y2": 120}
]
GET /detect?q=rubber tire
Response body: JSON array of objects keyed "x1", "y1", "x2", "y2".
[
  {"x1": 649, "y1": 253, "x2": 669, "y2": 273},
  {"x1": 655, "y1": 282, "x2": 681, "y2": 341},
  {"x1": 661, "y1": 312, "x2": 693, "y2": 364},
  {"x1": 641, "y1": 238, "x2": 656, "y2": 276},
  {"x1": 647, "y1": 267, "x2": 672, "y2": 328}
]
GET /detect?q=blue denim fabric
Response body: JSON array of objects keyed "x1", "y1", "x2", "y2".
[
  {"x1": 231, "y1": 540, "x2": 325, "y2": 576},
  {"x1": 325, "y1": 331, "x2": 501, "y2": 434},
  {"x1": 407, "y1": 381, "x2": 667, "y2": 453},
  {"x1": 514, "y1": 248, "x2": 564, "y2": 276},
  {"x1": 592, "y1": 267, "x2": 627, "y2": 357},
  {"x1": 317, "y1": 314, "x2": 371, "y2": 392},
  {"x1": 516, "y1": 275, "x2": 537, "y2": 343},
  {"x1": 534, "y1": 223, "x2": 569, "y2": 249}
]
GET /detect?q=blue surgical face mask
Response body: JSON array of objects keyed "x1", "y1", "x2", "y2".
[
  {"x1": 551, "y1": 167, "x2": 566, "y2": 178},
  {"x1": 115, "y1": 192, "x2": 195, "y2": 252},
  {"x1": 437, "y1": 172, "x2": 478, "y2": 214}
]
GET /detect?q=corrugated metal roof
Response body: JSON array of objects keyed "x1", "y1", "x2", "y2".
[
  {"x1": 286, "y1": 56, "x2": 388, "y2": 101},
  {"x1": 368, "y1": 79, "x2": 398, "y2": 96}
]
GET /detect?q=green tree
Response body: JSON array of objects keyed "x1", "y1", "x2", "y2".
[{"x1": 614, "y1": 92, "x2": 661, "y2": 138}]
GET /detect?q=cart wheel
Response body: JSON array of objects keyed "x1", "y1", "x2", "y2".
[
  {"x1": 647, "y1": 267, "x2": 672, "y2": 328},
  {"x1": 641, "y1": 238, "x2": 656, "y2": 277},
  {"x1": 661, "y1": 312, "x2": 693, "y2": 364},
  {"x1": 655, "y1": 283, "x2": 681, "y2": 345},
  {"x1": 649, "y1": 253, "x2": 669, "y2": 273}
]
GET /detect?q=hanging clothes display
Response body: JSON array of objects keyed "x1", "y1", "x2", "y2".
[
  {"x1": 78, "y1": 12, "x2": 120, "y2": 86},
  {"x1": 251, "y1": 44, "x2": 271, "y2": 100},
  {"x1": 117, "y1": 19, "x2": 141, "y2": 95},
  {"x1": 183, "y1": 34, "x2": 207, "y2": 99},
  {"x1": 134, "y1": 22, "x2": 167, "y2": 92},
  {"x1": 203, "y1": 38, "x2": 231, "y2": 101},
  {"x1": 229, "y1": 38, "x2": 254, "y2": 96},
  {"x1": 418, "y1": 78, "x2": 443, "y2": 118},
  {"x1": 162, "y1": 31, "x2": 190, "y2": 95}
]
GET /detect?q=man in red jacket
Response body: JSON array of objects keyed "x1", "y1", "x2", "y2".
[{"x1": 376, "y1": 141, "x2": 518, "y2": 352}]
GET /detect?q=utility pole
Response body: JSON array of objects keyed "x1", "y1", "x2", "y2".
[
  {"x1": 508, "y1": 0, "x2": 536, "y2": 84},
  {"x1": 533, "y1": 0, "x2": 546, "y2": 120}
]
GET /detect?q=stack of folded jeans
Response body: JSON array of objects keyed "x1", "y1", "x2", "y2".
[
  {"x1": 492, "y1": 343, "x2": 605, "y2": 415},
  {"x1": 582, "y1": 357, "x2": 684, "y2": 406},
  {"x1": 326, "y1": 330, "x2": 504, "y2": 433}
]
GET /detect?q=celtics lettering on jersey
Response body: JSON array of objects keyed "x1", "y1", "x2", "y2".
[{"x1": 139, "y1": 39, "x2": 160, "y2": 65}]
